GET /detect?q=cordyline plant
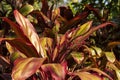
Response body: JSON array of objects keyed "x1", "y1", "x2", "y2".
[{"x1": 0, "y1": 1, "x2": 117, "y2": 80}]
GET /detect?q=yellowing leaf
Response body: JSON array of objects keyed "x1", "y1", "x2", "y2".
[
  {"x1": 39, "y1": 37, "x2": 53, "y2": 57},
  {"x1": 107, "y1": 62, "x2": 120, "y2": 80},
  {"x1": 14, "y1": 10, "x2": 41, "y2": 56},
  {"x1": 71, "y1": 51, "x2": 84, "y2": 64},
  {"x1": 115, "y1": 70, "x2": 120, "y2": 80},
  {"x1": 73, "y1": 21, "x2": 92, "y2": 39},
  {"x1": 52, "y1": 46, "x2": 59, "y2": 61},
  {"x1": 108, "y1": 41, "x2": 120, "y2": 49},
  {"x1": 12, "y1": 57, "x2": 46, "y2": 80},
  {"x1": 105, "y1": 52, "x2": 116, "y2": 63},
  {"x1": 90, "y1": 46, "x2": 102, "y2": 57}
]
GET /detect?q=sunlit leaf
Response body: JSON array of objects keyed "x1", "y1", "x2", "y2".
[
  {"x1": 52, "y1": 46, "x2": 59, "y2": 61},
  {"x1": 19, "y1": 4, "x2": 34, "y2": 16},
  {"x1": 60, "y1": 34, "x2": 67, "y2": 45},
  {"x1": 89, "y1": 48, "x2": 96, "y2": 56},
  {"x1": 39, "y1": 37, "x2": 53, "y2": 57},
  {"x1": 41, "y1": 63, "x2": 66, "y2": 80},
  {"x1": 105, "y1": 52, "x2": 116, "y2": 63},
  {"x1": 115, "y1": 70, "x2": 120, "y2": 80},
  {"x1": 14, "y1": 10, "x2": 41, "y2": 56},
  {"x1": 73, "y1": 21, "x2": 92, "y2": 39},
  {"x1": 107, "y1": 62, "x2": 120, "y2": 80},
  {"x1": 90, "y1": 46, "x2": 102, "y2": 57},
  {"x1": 71, "y1": 51, "x2": 84, "y2": 64},
  {"x1": 12, "y1": 57, "x2": 46, "y2": 80},
  {"x1": 72, "y1": 22, "x2": 114, "y2": 43}
]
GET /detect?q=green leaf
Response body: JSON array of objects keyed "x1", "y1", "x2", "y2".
[
  {"x1": 12, "y1": 57, "x2": 46, "y2": 80},
  {"x1": 105, "y1": 52, "x2": 116, "y2": 63},
  {"x1": 19, "y1": 4, "x2": 34, "y2": 16},
  {"x1": 14, "y1": 10, "x2": 41, "y2": 56},
  {"x1": 73, "y1": 21, "x2": 92, "y2": 39},
  {"x1": 39, "y1": 37, "x2": 53, "y2": 57},
  {"x1": 71, "y1": 51, "x2": 84, "y2": 64},
  {"x1": 41, "y1": 63, "x2": 66, "y2": 80}
]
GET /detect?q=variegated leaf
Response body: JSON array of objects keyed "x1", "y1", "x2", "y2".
[
  {"x1": 14, "y1": 10, "x2": 41, "y2": 56},
  {"x1": 39, "y1": 37, "x2": 53, "y2": 57},
  {"x1": 41, "y1": 63, "x2": 66, "y2": 80},
  {"x1": 12, "y1": 57, "x2": 46, "y2": 80},
  {"x1": 71, "y1": 51, "x2": 84, "y2": 64},
  {"x1": 73, "y1": 21, "x2": 92, "y2": 39}
]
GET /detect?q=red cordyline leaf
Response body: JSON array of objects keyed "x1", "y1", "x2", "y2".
[
  {"x1": 12, "y1": 57, "x2": 46, "y2": 80},
  {"x1": 14, "y1": 10, "x2": 41, "y2": 57},
  {"x1": 72, "y1": 22, "x2": 114, "y2": 45},
  {"x1": 86, "y1": 68, "x2": 113, "y2": 80},
  {"x1": 41, "y1": 62, "x2": 67, "y2": 80},
  {"x1": 52, "y1": 32, "x2": 69, "y2": 61},
  {"x1": 2, "y1": 18, "x2": 30, "y2": 43},
  {"x1": 7, "y1": 38, "x2": 39, "y2": 57},
  {"x1": 59, "y1": 11, "x2": 89, "y2": 33},
  {"x1": 0, "y1": 38, "x2": 39, "y2": 57}
]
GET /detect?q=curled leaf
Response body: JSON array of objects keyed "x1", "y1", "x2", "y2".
[{"x1": 108, "y1": 41, "x2": 120, "y2": 49}]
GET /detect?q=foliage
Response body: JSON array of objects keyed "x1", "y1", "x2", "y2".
[{"x1": 0, "y1": 0, "x2": 120, "y2": 80}]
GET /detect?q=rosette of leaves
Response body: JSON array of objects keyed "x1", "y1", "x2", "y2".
[
  {"x1": 0, "y1": 9, "x2": 114, "y2": 80},
  {"x1": 0, "y1": 0, "x2": 116, "y2": 80}
]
